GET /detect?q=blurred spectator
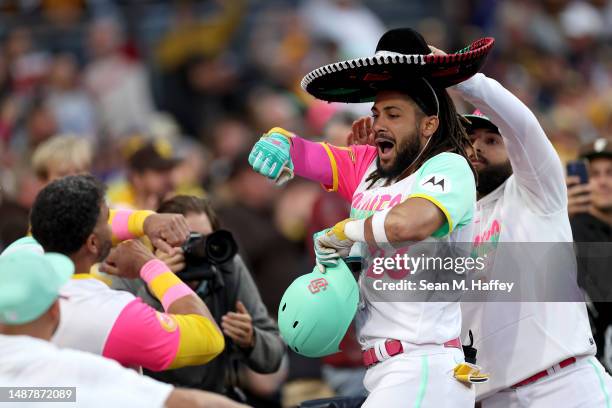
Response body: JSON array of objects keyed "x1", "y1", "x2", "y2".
[
  {"x1": 569, "y1": 138, "x2": 612, "y2": 371},
  {"x1": 0, "y1": 196, "x2": 28, "y2": 251},
  {"x1": 159, "y1": 53, "x2": 242, "y2": 139},
  {"x1": 46, "y1": 53, "x2": 97, "y2": 138},
  {"x1": 31, "y1": 134, "x2": 92, "y2": 185},
  {"x1": 299, "y1": 0, "x2": 386, "y2": 59},
  {"x1": 107, "y1": 141, "x2": 180, "y2": 210},
  {"x1": 172, "y1": 139, "x2": 210, "y2": 199},
  {"x1": 0, "y1": 94, "x2": 19, "y2": 144},
  {"x1": 247, "y1": 8, "x2": 312, "y2": 91},
  {"x1": 560, "y1": 1, "x2": 605, "y2": 43},
  {"x1": 11, "y1": 96, "x2": 57, "y2": 158},
  {"x1": 4, "y1": 96, "x2": 58, "y2": 206},
  {"x1": 247, "y1": 87, "x2": 303, "y2": 135},
  {"x1": 275, "y1": 181, "x2": 321, "y2": 243},
  {"x1": 155, "y1": 0, "x2": 245, "y2": 71},
  {"x1": 304, "y1": 101, "x2": 338, "y2": 136},
  {"x1": 209, "y1": 117, "x2": 253, "y2": 159},
  {"x1": 207, "y1": 117, "x2": 254, "y2": 187},
  {"x1": 527, "y1": 0, "x2": 570, "y2": 56},
  {"x1": 113, "y1": 195, "x2": 286, "y2": 406},
  {"x1": 156, "y1": 0, "x2": 245, "y2": 138},
  {"x1": 84, "y1": 17, "x2": 154, "y2": 138},
  {"x1": 4, "y1": 27, "x2": 50, "y2": 95}
]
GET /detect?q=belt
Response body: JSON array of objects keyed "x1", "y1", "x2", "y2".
[
  {"x1": 511, "y1": 357, "x2": 577, "y2": 388},
  {"x1": 362, "y1": 338, "x2": 462, "y2": 368}
]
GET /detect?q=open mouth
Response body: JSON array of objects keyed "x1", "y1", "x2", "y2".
[
  {"x1": 375, "y1": 137, "x2": 395, "y2": 160},
  {"x1": 470, "y1": 156, "x2": 487, "y2": 168}
]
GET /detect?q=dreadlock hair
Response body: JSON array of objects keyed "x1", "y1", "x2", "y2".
[{"x1": 366, "y1": 82, "x2": 476, "y2": 188}]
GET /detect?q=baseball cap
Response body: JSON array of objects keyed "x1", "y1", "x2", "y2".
[
  {"x1": 1, "y1": 236, "x2": 44, "y2": 256},
  {"x1": 0, "y1": 248, "x2": 73, "y2": 325},
  {"x1": 463, "y1": 109, "x2": 499, "y2": 134},
  {"x1": 580, "y1": 138, "x2": 612, "y2": 161},
  {"x1": 128, "y1": 141, "x2": 181, "y2": 172}
]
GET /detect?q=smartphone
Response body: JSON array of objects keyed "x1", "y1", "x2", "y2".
[{"x1": 567, "y1": 160, "x2": 589, "y2": 184}]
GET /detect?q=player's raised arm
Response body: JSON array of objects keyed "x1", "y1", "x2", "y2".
[
  {"x1": 100, "y1": 240, "x2": 224, "y2": 371},
  {"x1": 248, "y1": 127, "x2": 377, "y2": 202},
  {"x1": 452, "y1": 72, "x2": 566, "y2": 212},
  {"x1": 108, "y1": 209, "x2": 190, "y2": 252}
]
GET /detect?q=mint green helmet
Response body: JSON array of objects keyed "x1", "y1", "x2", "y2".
[{"x1": 278, "y1": 259, "x2": 359, "y2": 358}]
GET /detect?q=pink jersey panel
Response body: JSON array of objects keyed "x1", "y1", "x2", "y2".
[
  {"x1": 102, "y1": 298, "x2": 179, "y2": 371},
  {"x1": 328, "y1": 144, "x2": 377, "y2": 202},
  {"x1": 290, "y1": 136, "x2": 377, "y2": 202}
]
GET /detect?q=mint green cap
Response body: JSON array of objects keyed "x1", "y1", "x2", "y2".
[
  {"x1": 278, "y1": 259, "x2": 359, "y2": 358},
  {"x1": 0, "y1": 247, "x2": 74, "y2": 325},
  {"x1": 2, "y1": 236, "x2": 45, "y2": 256}
]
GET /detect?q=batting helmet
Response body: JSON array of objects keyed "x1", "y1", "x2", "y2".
[{"x1": 278, "y1": 259, "x2": 359, "y2": 358}]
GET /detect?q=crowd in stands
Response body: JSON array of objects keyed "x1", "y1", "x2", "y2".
[{"x1": 0, "y1": 1, "x2": 610, "y2": 406}]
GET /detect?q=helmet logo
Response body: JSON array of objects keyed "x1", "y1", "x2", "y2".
[{"x1": 308, "y1": 278, "x2": 328, "y2": 294}]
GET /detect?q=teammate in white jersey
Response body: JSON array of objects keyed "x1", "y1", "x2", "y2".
[
  {"x1": 425, "y1": 41, "x2": 612, "y2": 407},
  {"x1": 0, "y1": 245, "x2": 248, "y2": 408},
  {"x1": 249, "y1": 28, "x2": 495, "y2": 407}
]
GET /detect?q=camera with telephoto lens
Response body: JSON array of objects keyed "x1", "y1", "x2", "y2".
[{"x1": 178, "y1": 230, "x2": 238, "y2": 281}]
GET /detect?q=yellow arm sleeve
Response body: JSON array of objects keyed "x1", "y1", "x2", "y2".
[{"x1": 168, "y1": 314, "x2": 225, "y2": 369}]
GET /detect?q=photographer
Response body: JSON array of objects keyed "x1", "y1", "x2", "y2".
[{"x1": 112, "y1": 195, "x2": 286, "y2": 403}]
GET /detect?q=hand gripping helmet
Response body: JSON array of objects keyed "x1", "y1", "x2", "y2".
[{"x1": 278, "y1": 259, "x2": 359, "y2": 358}]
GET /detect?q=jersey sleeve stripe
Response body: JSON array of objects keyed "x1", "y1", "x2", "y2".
[
  {"x1": 319, "y1": 142, "x2": 339, "y2": 192},
  {"x1": 408, "y1": 193, "x2": 454, "y2": 233}
]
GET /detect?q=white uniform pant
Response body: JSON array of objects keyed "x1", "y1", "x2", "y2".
[
  {"x1": 362, "y1": 345, "x2": 475, "y2": 408},
  {"x1": 482, "y1": 356, "x2": 612, "y2": 408}
]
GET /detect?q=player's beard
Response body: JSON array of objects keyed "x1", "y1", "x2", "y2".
[
  {"x1": 477, "y1": 160, "x2": 513, "y2": 196},
  {"x1": 376, "y1": 127, "x2": 421, "y2": 181},
  {"x1": 96, "y1": 236, "x2": 113, "y2": 263}
]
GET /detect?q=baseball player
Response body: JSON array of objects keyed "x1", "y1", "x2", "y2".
[
  {"x1": 249, "y1": 28, "x2": 494, "y2": 407},
  {"x1": 428, "y1": 42, "x2": 612, "y2": 406},
  {"x1": 24, "y1": 175, "x2": 225, "y2": 372}
]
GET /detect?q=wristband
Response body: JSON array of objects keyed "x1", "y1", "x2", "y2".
[
  {"x1": 129, "y1": 210, "x2": 155, "y2": 237},
  {"x1": 140, "y1": 259, "x2": 194, "y2": 310},
  {"x1": 160, "y1": 285, "x2": 193, "y2": 310},
  {"x1": 372, "y1": 208, "x2": 391, "y2": 246},
  {"x1": 110, "y1": 210, "x2": 134, "y2": 241},
  {"x1": 140, "y1": 259, "x2": 168, "y2": 282},
  {"x1": 344, "y1": 219, "x2": 366, "y2": 242}
]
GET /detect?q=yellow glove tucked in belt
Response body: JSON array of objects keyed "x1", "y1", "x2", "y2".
[{"x1": 453, "y1": 362, "x2": 490, "y2": 384}]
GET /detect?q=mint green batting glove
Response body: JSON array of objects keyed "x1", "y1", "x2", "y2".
[{"x1": 248, "y1": 127, "x2": 295, "y2": 186}]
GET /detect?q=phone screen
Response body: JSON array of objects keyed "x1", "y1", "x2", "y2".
[{"x1": 567, "y1": 160, "x2": 589, "y2": 184}]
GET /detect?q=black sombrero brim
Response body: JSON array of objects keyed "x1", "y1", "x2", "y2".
[
  {"x1": 463, "y1": 114, "x2": 499, "y2": 134},
  {"x1": 302, "y1": 37, "x2": 495, "y2": 103}
]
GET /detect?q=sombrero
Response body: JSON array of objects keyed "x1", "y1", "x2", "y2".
[
  {"x1": 463, "y1": 109, "x2": 500, "y2": 134},
  {"x1": 301, "y1": 28, "x2": 495, "y2": 103}
]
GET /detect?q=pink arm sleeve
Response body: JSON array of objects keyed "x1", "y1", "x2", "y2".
[
  {"x1": 290, "y1": 137, "x2": 334, "y2": 186},
  {"x1": 102, "y1": 298, "x2": 179, "y2": 371},
  {"x1": 291, "y1": 137, "x2": 378, "y2": 202}
]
